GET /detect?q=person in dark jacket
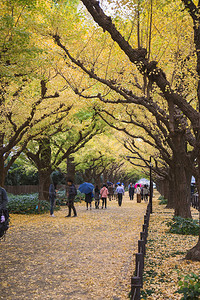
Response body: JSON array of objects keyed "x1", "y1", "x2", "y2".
[
  {"x1": 0, "y1": 186, "x2": 9, "y2": 238},
  {"x1": 0, "y1": 187, "x2": 8, "y2": 212},
  {"x1": 49, "y1": 182, "x2": 56, "y2": 217},
  {"x1": 128, "y1": 183, "x2": 135, "y2": 200},
  {"x1": 66, "y1": 179, "x2": 77, "y2": 217},
  {"x1": 108, "y1": 185, "x2": 114, "y2": 201},
  {"x1": 94, "y1": 185, "x2": 100, "y2": 209},
  {"x1": 85, "y1": 192, "x2": 93, "y2": 210}
]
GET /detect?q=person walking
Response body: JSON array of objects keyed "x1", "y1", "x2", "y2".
[
  {"x1": 94, "y1": 185, "x2": 100, "y2": 209},
  {"x1": 49, "y1": 182, "x2": 56, "y2": 217},
  {"x1": 100, "y1": 184, "x2": 109, "y2": 209},
  {"x1": 143, "y1": 184, "x2": 149, "y2": 202},
  {"x1": 66, "y1": 179, "x2": 77, "y2": 217},
  {"x1": 0, "y1": 186, "x2": 9, "y2": 238},
  {"x1": 116, "y1": 183, "x2": 125, "y2": 207},
  {"x1": 108, "y1": 184, "x2": 114, "y2": 201},
  {"x1": 129, "y1": 183, "x2": 135, "y2": 200},
  {"x1": 85, "y1": 192, "x2": 93, "y2": 210},
  {"x1": 135, "y1": 184, "x2": 141, "y2": 203},
  {"x1": 114, "y1": 183, "x2": 118, "y2": 201},
  {"x1": 0, "y1": 186, "x2": 8, "y2": 213}
]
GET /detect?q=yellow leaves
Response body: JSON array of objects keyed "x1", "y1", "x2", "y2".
[
  {"x1": 1, "y1": 193, "x2": 147, "y2": 299},
  {"x1": 142, "y1": 191, "x2": 199, "y2": 299},
  {"x1": 1, "y1": 281, "x2": 9, "y2": 288}
]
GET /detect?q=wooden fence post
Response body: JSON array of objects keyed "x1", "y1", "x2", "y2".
[
  {"x1": 143, "y1": 223, "x2": 148, "y2": 236},
  {"x1": 138, "y1": 239, "x2": 146, "y2": 255},
  {"x1": 130, "y1": 202, "x2": 151, "y2": 299},
  {"x1": 131, "y1": 276, "x2": 141, "y2": 300},
  {"x1": 135, "y1": 253, "x2": 144, "y2": 287},
  {"x1": 140, "y1": 231, "x2": 147, "y2": 244}
]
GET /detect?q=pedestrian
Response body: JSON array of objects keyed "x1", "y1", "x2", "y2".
[
  {"x1": 140, "y1": 185, "x2": 144, "y2": 200},
  {"x1": 129, "y1": 183, "x2": 135, "y2": 200},
  {"x1": 0, "y1": 186, "x2": 9, "y2": 238},
  {"x1": 49, "y1": 181, "x2": 56, "y2": 217},
  {"x1": 108, "y1": 184, "x2": 114, "y2": 201},
  {"x1": 85, "y1": 192, "x2": 93, "y2": 210},
  {"x1": 94, "y1": 185, "x2": 100, "y2": 209},
  {"x1": 135, "y1": 184, "x2": 141, "y2": 203},
  {"x1": 100, "y1": 184, "x2": 109, "y2": 209},
  {"x1": 114, "y1": 183, "x2": 118, "y2": 200},
  {"x1": 65, "y1": 179, "x2": 77, "y2": 217},
  {"x1": 143, "y1": 184, "x2": 149, "y2": 202},
  {"x1": 116, "y1": 183, "x2": 125, "y2": 207}
]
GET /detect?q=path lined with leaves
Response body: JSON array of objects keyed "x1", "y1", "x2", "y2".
[{"x1": 0, "y1": 193, "x2": 147, "y2": 299}]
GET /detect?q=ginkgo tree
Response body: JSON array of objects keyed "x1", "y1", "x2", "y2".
[
  {"x1": 50, "y1": 0, "x2": 200, "y2": 260},
  {"x1": 96, "y1": 91, "x2": 194, "y2": 218},
  {"x1": 0, "y1": 0, "x2": 94, "y2": 191},
  {"x1": 74, "y1": 130, "x2": 136, "y2": 185},
  {"x1": 0, "y1": 0, "x2": 76, "y2": 186},
  {"x1": 24, "y1": 107, "x2": 105, "y2": 200},
  {"x1": 79, "y1": 0, "x2": 200, "y2": 261}
]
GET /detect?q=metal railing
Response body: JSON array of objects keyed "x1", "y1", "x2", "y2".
[{"x1": 130, "y1": 203, "x2": 151, "y2": 299}]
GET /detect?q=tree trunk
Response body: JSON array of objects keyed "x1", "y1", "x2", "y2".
[
  {"x1": 66, "y1": 156, "x2": 76, "y2": 183},
  {"x1": 94, "y1": 172, "x2": 101, "y2": 187},
  {"x1": 166, "y1": 169, "x2": 175, "y2": 209},
  {"x1": 163, "y1": 179, "x2": 169, "y2": 200},
  {"x1": 185, "y1": 237, "x2": 200, "y2": 262},
  {"x1": 38, "y1": 172, "x2": 51, "y2": 201},
  {"x1": 0, "y1": 155, "x2": 6, "y2": 187},
  {"x1": 103, "y1": 171, "x2": 108, "y2": 184},
  {"x1": 170, "y1": 132, "x2": 192, "y2": 218},
  {"x1": 166, "y1": 180, "x2": 175, "y2": 209},
  {"x1": 0, "y1": 134, "x2": 6, "y2": 187},
  {"x1": 83, "y1": 169, "x2": 93, "y2": 183},
  {"x1": 38, "y1": 138, "x2": 52, "y2": 201},
  {"x1": 172, "y1": 161, "x2": 191, "y2": 218}
]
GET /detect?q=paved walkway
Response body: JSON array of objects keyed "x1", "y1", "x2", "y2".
[{"x1": 0, "y1": 192, "x2": 147, "y2": 299}]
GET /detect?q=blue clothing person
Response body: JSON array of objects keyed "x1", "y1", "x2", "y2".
[{"x1": 116, "y1": 184, "x2": 124, "y2": 207}]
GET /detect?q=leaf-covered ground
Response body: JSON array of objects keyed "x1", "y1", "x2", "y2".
[
  {"x1": 0, "y1": 193, "x2": 147, "y2": 300},
  {"x1": 142, "y1": 195, "x2": 200, "y2": 300}
]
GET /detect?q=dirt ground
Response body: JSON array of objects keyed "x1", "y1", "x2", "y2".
[{"x1": 0, "y1": 192, "x2": 148, "y2": 300}]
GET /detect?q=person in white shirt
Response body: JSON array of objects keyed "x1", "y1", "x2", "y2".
[{"x1": 135, "y1": 184, "x2": 141, "y2": 203}]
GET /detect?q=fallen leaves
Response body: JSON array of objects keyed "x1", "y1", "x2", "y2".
[
  {"x1": 0, "y1": 194, "x2": 146, "y2": 299},
  {"x1": 142, "y1": 192, "x2": 200, "y2": 300}
]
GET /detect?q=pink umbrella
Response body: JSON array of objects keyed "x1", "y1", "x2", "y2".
[{"x1": 134, "y1": 183, "x2": 142, "y2": 188}]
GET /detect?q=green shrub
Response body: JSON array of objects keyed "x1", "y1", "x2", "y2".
[
  {"x1": 56, "y1": 189, "x2": 67, "y2": 206},
  {"x1": 158, "y1": 195, "x2": 168, "y2": 205},
  {"x1": 166, "y1": 216, "x2": 199, "y2": 236},
  {"x1": 176, "y1": 273, "x2": 200, "y2": 299},
  {"x1": 159, "y1": 198, "x2": 168, "y2": 205},
  {"x1": 7, "y1": 193, "x2": 59, "y2": 214},
  {"x1": 75, "y1": 191, "x2": 85, "y2": 202}
]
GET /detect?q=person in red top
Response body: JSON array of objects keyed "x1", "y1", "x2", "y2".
[{"x1": 100, "y1": 184, "x2": 109, "y2": 209}]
